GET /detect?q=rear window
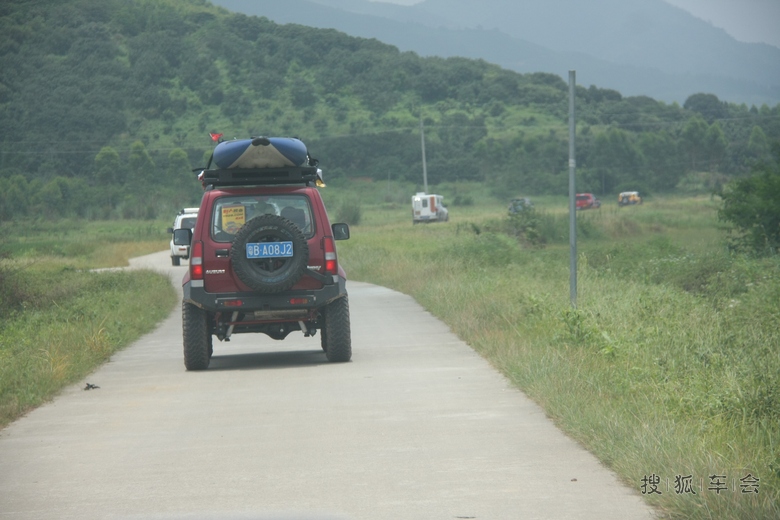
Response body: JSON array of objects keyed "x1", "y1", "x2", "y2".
[
  {"x1": 211, "y1": 194, "x2": 314, "y2": 243},
  {"x1": 576, "y1": 195, "x2": 589, "y2": 201},
  {"x1": 179, "y1": 217, "x2": 197, "y2": 230}
]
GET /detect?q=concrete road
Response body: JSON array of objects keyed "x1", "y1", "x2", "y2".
[{"x1": 0, "y1": 251, "x2": 655, "y2": 519}]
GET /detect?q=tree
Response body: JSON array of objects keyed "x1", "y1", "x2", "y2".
[
  {"x1": 289, "y1": 79, "x2": 318, "y2": 109},
  {"x1": 589, "y1": 128, "x2": 644, "y2": 194},
  {"x1": 94, "y1": 146, "x2": 122, "y2": 185},
  {"x1": 747, "y1": 126, "x2": 771, "y2": 167},
  {"x1": 0, "y1": 175, "x2": 29, "y2": 220},
  {"x1": 719, "y1": 145, "x2": 780, "y2": 254},
  {"x1": 128, "y1": 140, "x2": 155, "y2": 185},
  {"x1": 167, "y1": 148, "x2": 192, "y2": 194},
  {"x1": 684, "y1": 93, "x2": 728, "y2": 123},
  {"x1": 704, "y1": 122, "x2": 728, "y2": 172},
  {"x1": 681, "y1": 115, "x2": 708, "y2": 171},
  {"x1": 637, "y1": 130, "x2": 684, "y2": 192},
  {"x1": 36, "y1": 179, "x2": 65, "y2": 216}
]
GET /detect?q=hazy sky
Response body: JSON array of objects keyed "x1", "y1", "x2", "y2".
[{"x1": 372, "y1": 0, "x2": 780, "y2": 48}]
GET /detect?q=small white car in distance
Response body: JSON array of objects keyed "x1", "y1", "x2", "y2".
[{"x1": 167, "y1": 207, "x2": 199, "y2": 265}]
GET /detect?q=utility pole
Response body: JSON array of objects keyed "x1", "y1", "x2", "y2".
[
  {"x1": 420, "y1": 115, "x2": 428, "y2": 194},
  {"x1": 568, "y1": 70, "x2": 577, "y2": 308}
]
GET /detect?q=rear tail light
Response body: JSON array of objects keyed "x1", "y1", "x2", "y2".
[
  {"x1": 323, "y1": 237, "x2": 337, "y2": 275},
  {"x1": 190, "y1": 241, "x2": 204, "y2": 280}
]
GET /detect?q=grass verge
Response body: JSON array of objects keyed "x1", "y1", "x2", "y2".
[
  {"x1": 338, "y1": 193, "x2": 779, "y2": 520},
  {"x1": 0, "y1": 220, "x2": 176, "y2": 429}
]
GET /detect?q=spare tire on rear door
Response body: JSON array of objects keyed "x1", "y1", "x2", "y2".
[{"x1": 230, "y1": 214, "x2": 309, "y2": 293}]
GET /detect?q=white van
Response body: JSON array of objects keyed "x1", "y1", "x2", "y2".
[{"x1": 412, "y1": 192, "x2": 448, "y2": 224}]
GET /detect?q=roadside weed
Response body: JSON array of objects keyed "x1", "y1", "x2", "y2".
[
  {"x1": 338, "y1": 193, "x2": 780, "y2": 520},
  {"x1": 0, "y1": 222, "x2": 176, "y2": 429}
]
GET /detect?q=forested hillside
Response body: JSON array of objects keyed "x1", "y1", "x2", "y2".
[{"x1": 0, "y1": 0, "x2": 778, "y2": 220}]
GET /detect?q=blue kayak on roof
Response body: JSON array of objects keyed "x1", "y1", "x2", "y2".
[{"x1": 213, "y1": 137, "x2": 309, "y2": 169}]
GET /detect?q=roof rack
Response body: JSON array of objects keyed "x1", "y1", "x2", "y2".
[{"x1": 200, "y1": 166, "x2": 319, "y2": 188}]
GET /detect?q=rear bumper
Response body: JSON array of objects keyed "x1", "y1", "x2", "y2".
[
  {"x1": 183, "y1": 276, "x2": 347, "y2": 313},
  {"x1": 171, "y1": 245, "x2": 190, "y2": 258}
]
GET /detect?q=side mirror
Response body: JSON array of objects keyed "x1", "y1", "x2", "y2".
[
  {"x1": 173, "y1": 228, "x2": 192, "y2": 246},
  {"x1": 332, "y1": 223, "x2": 350, "y2": 240},
  {"x1": 166, "y1": 227, "x2": 174, "y2": 234}
]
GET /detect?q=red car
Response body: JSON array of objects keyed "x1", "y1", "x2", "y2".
[{"x1": 576, "y1": 193, "x2": 601, "y2": 210}]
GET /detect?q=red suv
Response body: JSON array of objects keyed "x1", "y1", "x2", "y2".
[
  {"x1": 576, "y1": 193, "x2": 601, "y2": 210},
  {"x1": 173, "y1": 166, "x2": 351, "y2": 370}
]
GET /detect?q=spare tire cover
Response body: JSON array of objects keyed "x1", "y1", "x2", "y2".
[{"x1": 230, "y1": 214, "x2": 309, "y2": 293}]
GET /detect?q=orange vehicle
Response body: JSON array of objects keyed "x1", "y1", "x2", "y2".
[{"x1": 618, "y1": 191, "x2": 643, "y2": 206}]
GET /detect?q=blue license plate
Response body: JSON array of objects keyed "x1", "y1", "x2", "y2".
[{"x1": 246, "y1": 242, "x2": 293, "y2": 259}]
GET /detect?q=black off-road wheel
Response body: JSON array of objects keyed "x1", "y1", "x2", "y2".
[
  {"x1": 183, "y1": 301, "x2": 211, "y2": 370},
  {"x1": 320, "y1": 328, "x2": 328, "y2": 352},
  {"x1": 322, "y1": 296, "x2": 351, "y2": 362},
  {"x1": 230, "y1": 215, "x2": 309, "y2": 293}
]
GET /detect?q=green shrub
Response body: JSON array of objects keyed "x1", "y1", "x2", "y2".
[
  {"x1": 718, "y1": 149, "x2": 780, "y2": 255},
  {"x1": 505, "y1": 205, "x2": 544, "y2": 247},
  {"x1": 336, "y1": 196, "x2": 362, "y2": 225},
  {"x1": 452, "y1": 195, "x2": 474, "y2": 206},
  {"x1": 0, "y1": 264, "x2": 22, "y2": 315},
  {"x1": 447, "y1": 232, "x2": 519, "y2": 267}
]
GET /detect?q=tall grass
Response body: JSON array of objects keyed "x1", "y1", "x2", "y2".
[
  {"x1": 2, "y1": 218, "x2": 170, "y2": 267},
  {"x1": 0, "y1": 220, "x2": 176, "y2": 428},
  {"x1": 338, "y1": 193, "x2": 779, "y2": 520}
]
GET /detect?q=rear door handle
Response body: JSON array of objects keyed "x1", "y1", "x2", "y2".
[{"x1": 216, "y1": 249, "x2": 229, "y2": 258}]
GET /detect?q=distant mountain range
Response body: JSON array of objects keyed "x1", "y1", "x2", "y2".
[{"x1": 210, "y1": 0, "x2": 780, "y2": 106}]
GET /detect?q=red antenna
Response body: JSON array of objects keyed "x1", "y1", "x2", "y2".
[{"x1": 209, "y1": 132, "x2": 223, "y2": 142}]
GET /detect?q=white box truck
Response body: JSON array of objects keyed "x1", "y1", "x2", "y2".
[{"x1": 412, "y1": 192, "x2": 448, "y2": 224}]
